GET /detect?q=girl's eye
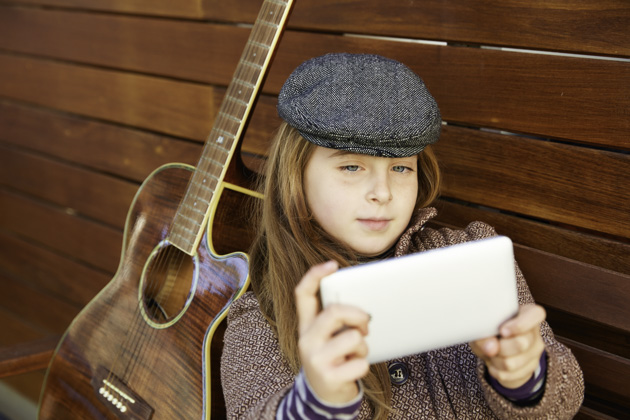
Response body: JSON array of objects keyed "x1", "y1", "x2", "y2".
[
  {"x1": 341, "y1": 165, "x2": 360, "y2": 172},
  {"x1": 393, "y1": 165, "x2": 413, "y2": 173}
]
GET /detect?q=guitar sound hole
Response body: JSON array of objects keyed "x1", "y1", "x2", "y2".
[{"x1": 141, "y1": 242, "x2": 196, "y2": 325}]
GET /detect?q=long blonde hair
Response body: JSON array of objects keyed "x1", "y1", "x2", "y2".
[{"x1": 249, "y1": 122, "x2": 441, "y2": 417}]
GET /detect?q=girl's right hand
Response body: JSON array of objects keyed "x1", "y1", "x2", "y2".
[{"x1": 295, "y1": 260, "x2": 371, "y2": 404}]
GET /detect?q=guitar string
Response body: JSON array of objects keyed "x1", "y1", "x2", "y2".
[{"x1": 101, "y1": 0, "x2": 288, "y2": 406}]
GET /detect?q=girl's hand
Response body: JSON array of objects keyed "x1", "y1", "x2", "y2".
[
  {"x1": 295, "y1": 261, "x2": 371, "y2": 404},
  {"x1": 470, "y1": 304, "x2": 546, "y2": 389}
]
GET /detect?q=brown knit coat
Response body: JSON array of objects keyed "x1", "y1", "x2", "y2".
[{"x1": 220, "y1": 208, "x2": 584, "y2": 419}]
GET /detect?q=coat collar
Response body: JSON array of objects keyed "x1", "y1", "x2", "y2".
[{"x1": 395, "y1": 207, "x2": 437, "y2": 256}]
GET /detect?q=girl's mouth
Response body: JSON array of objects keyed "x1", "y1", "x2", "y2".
[{"x1": 358, "y1": 218, "x2": 391, "y2": 231}]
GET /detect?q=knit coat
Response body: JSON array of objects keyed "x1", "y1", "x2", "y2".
[{"x1": 220, "y1": 208, "x2": 585, "y2": 419}]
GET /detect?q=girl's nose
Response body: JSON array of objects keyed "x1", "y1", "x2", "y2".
[{"x1": 367, "y1": 174, "x2": 393, "y2": 203}]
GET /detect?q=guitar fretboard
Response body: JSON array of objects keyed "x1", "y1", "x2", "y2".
[{"x1": 169, "y1": 0, "x2": 293, "y2": 255}]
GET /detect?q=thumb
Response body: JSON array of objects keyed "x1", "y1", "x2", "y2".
[{"x1": 295, "y1": 261, "x2": 338, "y2": 335}]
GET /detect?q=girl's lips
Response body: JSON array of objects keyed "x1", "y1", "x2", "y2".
[{"x1": 358, "y1": 218, "x2": 391, "y2": 230}]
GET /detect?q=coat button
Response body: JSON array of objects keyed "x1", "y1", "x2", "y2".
[{"x1": 388, "y1": 362, "x2": 409, "y2": 385}]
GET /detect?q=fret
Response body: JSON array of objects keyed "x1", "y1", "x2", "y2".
[
  {"x1": 252, "y1": 27, "x2": 280, "y2": 46},
  {"x1": 168, "y1": 232, "x2": 192, "y2": 251},
  {"x1": 226, "y1": 95, "x2": 249, "y2": 107},
  {"x1": 221, "y1": 98, "x2": 248, "y2": 121},
  {"x1": 219, "y1": 110, "x2": 243, "y2": 124},
  {"x1": 259, "y1": 20, "x2": 280, "y2": 29},
  {"x1": 267, "y1": 0, "x2": 287, "y2": 6},
  {"x1": 174, "y1": 214, "x2": 199, "y2": 230},
  {"x1": 173, "y1": 222, "x2": 198, "y2": 237},
  {"x1": 200, "y1": 143, "x2": 230, "y2": 163},
  {"x1": 232, "y1": 78, "x2": 257, "y2": 90},
  {"x1": 192, "y1": 176, "x2": 219, "y2": 194},
  {"x1": 240, "y1": 58, "x2": 264, "y2": 71},
  {"x1": 248, "y1": 40, "x2": 272, "y2": 50},
  {"x1": 197, "y1": 166, "x2": 223, "y2": 185},
  {"x1": 210, "y1": 128, "x2": 236, "y2": 144},
  {"x1": 200, "y1": 140, "x2": 228, "y2": 155},
  {"x1": 182, "y1": 202, "x2": 208, "y2": 217},
  {"x1": 175, "y1": 211, "x2": 204, "y2": 227},
  {"x1": 244, "y1": 42, "x2": 272, "y2": 65}
]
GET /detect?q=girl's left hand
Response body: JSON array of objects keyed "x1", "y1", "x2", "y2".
[{"x1": 470, "y1": 304, "x2": 546, "y2": 389}]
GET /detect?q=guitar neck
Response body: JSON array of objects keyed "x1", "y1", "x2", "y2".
[{"x1": 169, "y1": 0, "x2": 293, "y2": 255}]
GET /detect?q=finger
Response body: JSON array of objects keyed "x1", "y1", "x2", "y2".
[
  {"x1": 320, "y1": 327, "x2": 370, "y2": 365},
  {"x1": 496, "y1": 327, "x2": 540, "y2": 357},
  {"x1": 326, "y1": 358, "x2": 370, "y2": 385},
  {"x1": 500, "y1": 304, "x2": 546, "y2": 337},
  {"x1": 306, "y1": 304, "x2": 370, "y2": 343},
  {"x1": 295, "y1": 261, "x2": 339, "y2": 335},
  {"x1": 487, "y1": 342, "x2": 544, "y2": 388},
  {"x1": 308, "y1": 357, "x2": 370, "y2": 399},
  {"x1": 470, "y1": 336, "x2": 500, "y2": 359},
  {"x1": 486, "y1": 336, "x2": 545, "y2": 372}
]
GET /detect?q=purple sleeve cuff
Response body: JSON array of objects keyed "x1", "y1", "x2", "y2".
[
  {"x1": 488, "y1": 351, "x2": 547, "y2": 405},
  {"x1": 276, "y1": 369, "x2": 362, "y2": 420}
]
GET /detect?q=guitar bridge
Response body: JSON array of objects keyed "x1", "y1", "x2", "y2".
[{"x1": 92, "y1": 366, "x2": 154, "y2": 420}]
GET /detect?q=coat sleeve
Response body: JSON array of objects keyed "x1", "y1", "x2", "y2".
[
  {"x1": 220, "y1": 292, "x2": 295, "y2": 419},
  {"x1": 461, "y1": 221, "x2": 585, "y2": 419}
]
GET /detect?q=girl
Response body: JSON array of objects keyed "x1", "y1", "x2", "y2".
[{"x1": 220, "y1": 53, "x2": 584, "y2": 419}]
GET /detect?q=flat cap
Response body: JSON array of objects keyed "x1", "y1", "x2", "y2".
[{"x1": 277, "y1": 53, "x2": 441, "y2": 157}]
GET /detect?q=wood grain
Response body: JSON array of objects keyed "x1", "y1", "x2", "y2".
[
  {"x1": 0, "y1": 144, "x2": 138, "y2": 228},
  {"x1": 433, "y1": 200, "x2": 630, "y2": 276},
  {"x1": 0, "y1": 335, "x2": 60, "y2": 378},
  {"x1": 0, "y1": 189, "x2": 122, "y2": 273},
  {"x1": 4, "y1": 1, "x2": 629, "y2": 56},
  {"x1": 0, "y1": 231, "x2": 110, "y2": 308},
  {"x1": 0, "y1": 14, "x2": 628, "y2": 148},
  {"x1": 0, "y1": 101, "x2": 202, "y2": 183}
]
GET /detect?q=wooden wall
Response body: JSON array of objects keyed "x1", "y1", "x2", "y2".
[{"x1": 0, "y1": 0, "x2": 628, "y2": 418}]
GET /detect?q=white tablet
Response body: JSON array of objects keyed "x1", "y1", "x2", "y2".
[{"x1": 320, "y1": 235, "x2": 519, "y2": 364}]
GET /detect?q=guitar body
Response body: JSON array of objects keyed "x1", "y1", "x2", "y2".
[{"x1": 39, "y1": 164, "x2": 249, "y2": 419}]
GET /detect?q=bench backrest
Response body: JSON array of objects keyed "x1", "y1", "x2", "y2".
[{"x1": 0, "y1": 1, "x2": 628, "y2": 418}]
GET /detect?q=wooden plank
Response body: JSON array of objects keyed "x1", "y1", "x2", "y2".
[
  {"x1": 0, "y1": 275, "x2": 79, "y2": 335},
  {"x1": 0, "y1": 144, "x2": 137, "y2": 228},
  {"x1": 0, "y1": 335, "x2": 60, "y2": 378},
  {"x1": 0, "y1": 189, "x2": 122, "y2": 273},
  {"x1": 0, "y1": 54, "x2": 221, "y2": 141},
  {"x1": 2, "y1": 97, "x2": 628, "y2": 247},
  {"x1": 0, "y1": 6, "x2": 250, "y2": 85},
  {"x1": 0, "y1": 231, "x2": 109, "y2": 308},
  {"x1": 0, "y1": 307, "x2": 42, "y2": 347},
  {"x1": 0, "y1": 100, "x2": 263, "y2": 182},
  {"x1": 1, "y1": 22, "x2": 628, "y2": 149},
  {"x1": 434, "y1": 125, "x2": 630, "y2": 240},
  {"x1": 267, "y1": 34, "x2": 630, "y2": 150},
  {"x1": 433, "y1": 200, "x2": 630, "y2": 276},
  {"x1": 560, "y1": 337, "x2": 630, "y2": 418},
  {"x1": 544, "y1": 307, "x2": 628, "y2": 364},
  {"x1": 0, "y1": 0, "x2": 206, "y2": 18},
  {"x1": 575, "y1": 407, "x2": 619, "y2": 420},
  {"x1": 206, "y1": 0, "x2": 630, "y2": 58},
  {"x1": 4, "y1": 1, "x2": 629, "y2": 57},
  {"x1": 515, "y1": 245, "x2": 630, "y2": 333},
  {"x1": 0, "y1": 369, "x2": 46, "y2": 403}
]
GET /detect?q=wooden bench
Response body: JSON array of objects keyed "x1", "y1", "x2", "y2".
[{"x1": 0, "y1": 1, "x2": 628, "y2": 418}]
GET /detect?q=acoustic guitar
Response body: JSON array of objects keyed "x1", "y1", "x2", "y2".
[{"x1": 38, "y1": 1, "x2": 294, "y2": 418}]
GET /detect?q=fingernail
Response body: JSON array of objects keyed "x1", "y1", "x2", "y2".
[{"x1": 324, "y1": 260, "x2": 338, "y2": 269}]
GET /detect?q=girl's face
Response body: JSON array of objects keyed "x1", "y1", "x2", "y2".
[{"x1": 304, "y1": 146, "x2": 419, "y2": 257}]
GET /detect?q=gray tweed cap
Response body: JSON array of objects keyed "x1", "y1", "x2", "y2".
[{"x1": 277, "y1": 53, "x2": 441, "y2": 157}]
